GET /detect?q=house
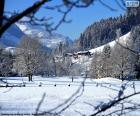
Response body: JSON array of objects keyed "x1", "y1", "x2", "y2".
[
  {"x1": 65, "y1": 51, "x2": 92, "y2": 60},
  {"x1": 64, "y1": 53, "x2": 73, "y2": 57},
  {"x1": 77, "y1": 51, "x2": 91, "y2": 56}
]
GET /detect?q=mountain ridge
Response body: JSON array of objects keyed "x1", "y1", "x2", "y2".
[
  {"x1": 0, "y1": 23, "x2": 24, "y2": 47},
  {"x1": 0, "y1": 22, "x2": 72, "y2": 50},
  {"x1": 16, "y1": 23, "x2": 73, "y2": 49}
]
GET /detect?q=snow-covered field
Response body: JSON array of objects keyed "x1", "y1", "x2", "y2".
[{"x1": 0, "y1": 76, "x2": 140, "y2": 116}]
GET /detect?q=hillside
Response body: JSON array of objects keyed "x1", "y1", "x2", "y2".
[
  {"x1": 70, "y1": 32, "x2": 131, "y2": 74},
  {"x1": 89, "y1": 32, "x2": 131, "y2": 54},
  {"x1": 0, "y1": 23, "x2": 24, "y2": 47},
  {"x1": 76, "y1": 7, "x2": 140, "y2": 50}
]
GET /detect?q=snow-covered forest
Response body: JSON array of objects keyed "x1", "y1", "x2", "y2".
[{"x1": 1, "y1": 0, "x2": 140, "y2": 115}]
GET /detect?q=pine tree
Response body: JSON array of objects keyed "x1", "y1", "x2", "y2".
[{"x1": 101, "y1": 44, "x2": 112, "y2": 77}]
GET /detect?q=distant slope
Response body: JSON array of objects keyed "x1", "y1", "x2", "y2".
[
  {"x1": 71, "y1": 32, "x2": 131, "y2": 73},
  {"x1": 89, "y1": 32, "x2": 131, "y2": 54},
  {"x1": 0, "y1": 23, "x2": 24, "y2": 47},
  {"x1": 16, "y1": 23, "x2": 72, "y2": 49},
  {"x1": 0, "y1": 22, "x2": 72, "y2": 51},
  {"x1": 76, "y1": 7, "x2": 140, "y2": 50}
]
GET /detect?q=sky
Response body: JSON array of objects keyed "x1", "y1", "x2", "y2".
[{"x1": 5, "y1": 0, "x2": 126, "y2": 40}]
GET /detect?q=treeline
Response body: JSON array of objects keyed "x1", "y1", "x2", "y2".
[
  {"x1": 0, "y1": 47, "x2": 16, "y2": 76},
  {"x1": 0, "y1": 36, "x2": 74, "y2": 81},
  {"x1": 90, "y1": 25, "x2": 140, "y2": 80},
  {"x1": 76, "y1": 7, "x2": 140, "y2": 51}
]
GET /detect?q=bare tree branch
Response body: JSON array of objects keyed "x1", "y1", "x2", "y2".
[
  {"x1": 91, "y1": 91, "x2": 140, "y2": 116},
  {"x1": 115, "y1": 0, "x2": 126, "y2": 10},
  {"x1": 0, "y1": 0, "x2": 51, "y2": 37},
  {"x1": 37, "y1": 78, "x2": 86, "y2": 115},
  {"x1": 35, "y1": 93, "x2": 46, "y2": 114},
  {"x1": 0, "y1": 0, "x2": 5, "y2": 28},
  {"x1": 98, "y1": 0, "x2": 117, "y2": 11}
]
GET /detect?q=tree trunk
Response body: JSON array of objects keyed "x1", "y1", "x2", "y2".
[
  {"x1": 28, "y1": 74, "x2": 30, "y2": 81},
  {"x1": 72, "y1": 76, "x2": 74, "y2": 82},
  {"x1": 0, "y1": 0, "x2": 5, "y2": 29},
  {"x1": 28, "y1": 74, "x2": 32, "y2": 81},
  {"x1": 121, "y1": 70, "x2": 124, "y2": 81},
  {"x1": 30, "y1": 74, "x2": 33, "y2": 81},
  {"x1": 53, "y1": 57, "x2": 57, "y2": 76}
]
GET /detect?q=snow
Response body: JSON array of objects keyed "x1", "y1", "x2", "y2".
[
  {"x1": 0, "y1": 23, "x2": 24, "y2": 47},
  {"x1": 70, "y1": 32, "x2": 131, "y2": 73},
  {"x1": 4, "y1": 47, "x2": 16, "y2": 54},
  {"x1": 16, "y1": 23, "x2": 72, "y2": 49},
  {"x1": 0, "y1": 76, "x2": 140, "y2": 115},
  {"x1": 89, "y1": 32, "x2": 131, "y2": 54}
]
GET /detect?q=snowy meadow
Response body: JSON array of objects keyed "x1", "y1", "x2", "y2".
[{"x1": 0, "y1": 76, "x2": 140, "y2": 116}]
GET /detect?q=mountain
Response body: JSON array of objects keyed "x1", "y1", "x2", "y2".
[
  {"x1": 16, "y1": 23, "x2": 72, "y2": 49},
  {"x1": 76, "y1": 7, "x2": 140, "y2": 51},
  {"x1": 0, "y1": 23, "x2": 24, "y2": 47},
  {"x1": 0, "y1": 21, "x2": 72, "y2": 50},
  {"x1": 71, "y1": 32, "x2": 131, "y2": 75},
  {"x1": 88, "y1": 32, "x2": 131, "y2": 54}
]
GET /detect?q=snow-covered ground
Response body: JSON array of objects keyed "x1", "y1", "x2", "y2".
[
  {"x1": 0, "y1": 76, "x2": 140, "y2": 116},
  {"x1": 89, "y1": 32, "x2": 131, "y2": 54},
  {"x1": 70, "y1": 32, "x2": 131, "y2": 73}
]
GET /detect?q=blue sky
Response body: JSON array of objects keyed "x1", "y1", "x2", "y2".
[{"x1": 5, "y1": 0, "x2": 125, "y2": 40}]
